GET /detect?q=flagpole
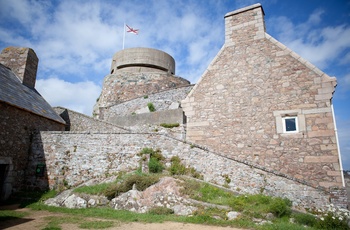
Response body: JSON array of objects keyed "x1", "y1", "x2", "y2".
[{"x1": 122, "y1": 23, "x2": 126, "y2": 49}]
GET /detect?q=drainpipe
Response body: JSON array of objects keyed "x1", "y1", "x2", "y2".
[{"x1": 331, "y1": 102, "x2": 345, "y2": 187}]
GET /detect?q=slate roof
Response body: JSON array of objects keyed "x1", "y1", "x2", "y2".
[{"x1": 0, "y1": 63, "x2": 65, "y2": 124}]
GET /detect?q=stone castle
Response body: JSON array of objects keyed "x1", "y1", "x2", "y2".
[{"x1": 0, "y1": 4, "x2": 347, "y2": 209}]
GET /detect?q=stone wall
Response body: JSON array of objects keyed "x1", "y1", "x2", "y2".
[
  {"x1": 100, "y1": 85, "x2": 193, "y2": 120},
  {"x1": 28, "y1": 131, "x2": 347, "y2": 209},
  {"x1": 95, "y1": 72, "x2": 190, "y2": 118},
  {"x1": 107, "y1": 109, "x2": 186, "y2": 127},
  {"x1": 0, "y1": 103, "x2": 65, "y2": 198},
  {"x1": 53, "y1": 107, "x2": 127, "y2": 132},
  {"x1": 182, "y1": 4, "x2": 342, "y2": 189}
]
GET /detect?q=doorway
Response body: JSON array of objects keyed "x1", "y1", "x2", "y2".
[{"x1": 0, "y1": 164, "x2": 9, "y2": 201}]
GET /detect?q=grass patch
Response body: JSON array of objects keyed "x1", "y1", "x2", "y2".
[
  {"x1": 0, "y1": 210, "x2": 29, "y2": 221},
  {"x1": 257, "y1": 219, "x2": 312, "y2": 230},
  {"x1": 3, "y1": 190, "x2": 57, "y2": 208},
  {"x1": 13, "y1": 175, "x2": 339, "y2": 230},
  {"x1": 180, "y1": 179, "x2": 234, "y2": 205},
  {"x1": 42, "y1": 216, "x2": 115, "y2": 229},
  {"x1": 181, "y1": 178, "x2": 292, "y2": 220},
  {"x1": 74, "y1": 172, "x2": 159, "y2": 199},
  {"x1": 228, "y1": 194, "x2": 291, "y2": 219},
  {"x1": 148, "y1": 207, "x2": 174, "y2": 215},
  {"x1": 74, "y1": 182, "x2": 112, "y2": 195},
  {"x1": 160, "y1": 123, "x2": 180, "y2": 128},
  {"x1": 79, "y1": 220, "x2": 115, "y2": 229},
  {"x1": 292, "y1": 212, "x2": 318, "y2": 227}
]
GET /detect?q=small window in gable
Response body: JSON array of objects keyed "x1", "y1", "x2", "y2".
[{"x1": 282, "y1": 116, "x2": 298, "y2": 133}]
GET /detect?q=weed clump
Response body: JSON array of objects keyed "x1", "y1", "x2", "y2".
[
  {"x1": 139, "y1": 148, "x2": 165, "y2": 173},
  {"x1": 148, "y1": 207, "x2": 174, "y2": 215},
  {"x1": 149, "y1": 157, "x2": 164, "y2": 173},
  {"x1": 147, "y1": 102, "x2": 156, "y2": 112},
  {"x1": 292, "y1": 212, "x2": 318, "y2": 227},
  {"x1": 102, "y1": 174, "x2": 160, "y2": 199},
  {"x1": 169, "y1": 156, "x2": 187, "y2": 175},
  {"x1": 169, "y1": 156, "x2": 202, "y2": 179},
  {"x1": 160, "y1": 123, "x2": 180, "y2": 128},
  {"x1": 268, "y1": 197, "x2": 292, "y2": 218}
]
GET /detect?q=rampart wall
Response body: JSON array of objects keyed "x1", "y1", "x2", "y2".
[
  {"x1": 53, "y1": 107, "x2": 127, "y2": 132},
  {"x1": 107, "y1": 108, "x2": 185, "y2": 127},
  {"x1": 100, "y1": 85, "x2": 193, "y2": 120},
  {"x1": 96, "y1": 72, "x2": 190, "y2": 111},
  {"x1": 28, "y1": 131, "x2": 347, "y2": 209}
]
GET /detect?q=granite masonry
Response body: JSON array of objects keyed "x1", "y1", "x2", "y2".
[
  {"x1": 182, "y1": 4, "x2": 343, "y2": 189},
  {"x1": 28, "y1": 131, "x2": 345, "y2": 209}
]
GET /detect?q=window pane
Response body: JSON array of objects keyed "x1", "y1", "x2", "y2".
[{"x1": 285, "y1": 118, "x2": 296, "y2": 132}]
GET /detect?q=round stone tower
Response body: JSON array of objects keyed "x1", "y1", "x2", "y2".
[
  {"x1": 110, "y1": 47, "x2": 175, "y2": 74},
  {"x1": 94, "y1": 47, "x2": 190, "y2": 119}
]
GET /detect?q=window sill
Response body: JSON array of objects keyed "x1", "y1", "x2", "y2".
[{"x1": 280, "y1": 132, "x2": 304, "y2": 138}]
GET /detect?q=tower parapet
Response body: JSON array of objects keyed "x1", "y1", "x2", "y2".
[{"x1": 111, "y1": 47, "x2": 175, "y2": 74}]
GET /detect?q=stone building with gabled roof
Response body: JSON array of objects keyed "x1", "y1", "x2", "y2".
[
  {"x1": 182, "y1": 3, "x2": 344, "y2": 189},
  {"x1": 0, "y1": 47, "x2": 65, "y2": 201},
  {"x1": 3, "y1": 4, "x2": 346, "y2": 209}
]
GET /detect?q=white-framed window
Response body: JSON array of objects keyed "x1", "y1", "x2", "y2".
[
  {"x1": 273, "y1": 109, "x2": 305, "y2": 135},
  {"x1": 282, "y1": 116, "x2": 298, "y2": 133}
]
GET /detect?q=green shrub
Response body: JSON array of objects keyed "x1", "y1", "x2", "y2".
[
  {"x1": 149, "y1": 157, "x2": 164, "y2": 173},
  {"x1": 138, "y1": 148, "x2": 165, "y2": 174},
  {"x1": 143, "y1": 95, "x2": 148, "y2": 99},
  {"x1": 160, "y1": 123, "x2": 180, "y2": 128},
  {"x1": 148, "y1": 207, "x2": 174, "y2": 215},
  {"x1": 139, "y1": 147, "x2": 154, "y2": 155},
  {"x1": 147, "y1": 102, "x2": 156, "y2": 112},
  {"x1": 314, "y1": 205, "x2": 350, "y2": 230},
  {"x1": 267, "y1": 197, "x2": 292, "y2": 218},
  {"x1": 292, "y1": 212, "x2": 317, "y2": 227},
  {"x1": 315, "y1": 213, "x2": 350, "y2": 230},
  {"x1": 150, "y1": 149, "x2": 164, "y2": 161},
  {"x1": 170, "y1": 160, "x2": 187, "y2": 175}
]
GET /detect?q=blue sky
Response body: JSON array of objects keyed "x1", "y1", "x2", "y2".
[{"x1": 0, "y1": 0, "x2": 349, "y2": 169}]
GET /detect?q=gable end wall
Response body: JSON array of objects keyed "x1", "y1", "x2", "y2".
[{"x1": 182, "y1": 4, "x2": 342, "y2": 189}]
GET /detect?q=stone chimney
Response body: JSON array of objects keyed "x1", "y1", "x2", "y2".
[
  {"x1": 224, "y1": 3, "x2": 265, "y2": 45},
  {"x1": 0, "y1": 47, "x2": 39, "y2": 88}
]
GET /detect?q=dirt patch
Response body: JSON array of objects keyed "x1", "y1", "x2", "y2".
[{"x1": 0, "y1": 207, "x2": 246, "y2": 230}]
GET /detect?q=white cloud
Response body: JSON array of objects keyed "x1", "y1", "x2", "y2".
[
  {"x1": 268, "y1": 10, "x2": 350, "y2": 70},
  {"x1": 36, "y1": 78, "x2": 101, "y2": 115}
]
